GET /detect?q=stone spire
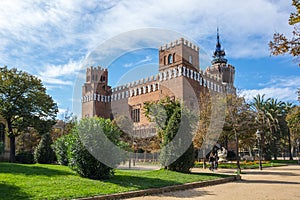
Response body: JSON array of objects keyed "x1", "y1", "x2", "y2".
[{"x1": 212, "y1": 28, "x2": 227, "y2": 64}]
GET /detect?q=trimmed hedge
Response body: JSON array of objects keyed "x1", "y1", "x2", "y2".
[{"x1": 16, "y1": 151, "x2": 35, "y2": 164}]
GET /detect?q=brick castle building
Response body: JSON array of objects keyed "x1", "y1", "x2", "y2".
[{"x1": 81, "y1": 32, "x2": 236, "y2": 138}]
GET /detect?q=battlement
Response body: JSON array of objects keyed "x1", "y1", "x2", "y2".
[
  {"x1": 86, "y1": 66, "x2": 108, "y2": 83},
  {"x1": 159, "y1": 38, "x2": 199, "y2": 52},
  {"x1": 111, "y1": 75, "x2": 158, "y2": 93},
  {"x1": 87, "y1": 66, "x2": 107, "y2": 72}
]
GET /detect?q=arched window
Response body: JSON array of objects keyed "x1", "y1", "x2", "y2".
[
  {"x1": 168, "y1": 54, "x2": 173, "y2": 64},
  {"x1": 100, "y1": 76, "x2": 106, "y2": 82}
]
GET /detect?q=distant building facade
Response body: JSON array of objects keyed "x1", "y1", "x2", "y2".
[{"x1": 81, "y1": 32, "x2": 236, "y2": 138}]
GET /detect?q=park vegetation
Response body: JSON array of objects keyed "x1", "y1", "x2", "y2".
[{"x1": 0, "y1": 66, "x2": 58, "y2": 162}]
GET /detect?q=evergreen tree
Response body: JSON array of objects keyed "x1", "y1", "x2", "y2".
[{"x1": 34, "y1": 133, "x2": 56, "y2": 164}]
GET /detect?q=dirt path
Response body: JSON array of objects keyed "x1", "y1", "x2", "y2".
[{"x1": 127, "y1": 165, "x2": 300, "y2": 200}]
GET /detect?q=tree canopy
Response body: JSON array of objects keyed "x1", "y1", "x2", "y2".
[
  {"x1": 269, "y1": 0, "x2": 300, "y2": 66},
  {"x1": 0, "y1": 66, "x2": 58, "y2": 162}
]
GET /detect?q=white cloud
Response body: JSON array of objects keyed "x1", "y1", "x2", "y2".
[
  {"x1": 0, "y1": 0, "x2": 294, "y2": 70},
  {"x1": 39, "y1": 59, "x2": 83, "y2": 78},
  {"x1": 41, "y1": 77, "x2": 73, "y2": 86},
  {"x1": 88, "y1": 0, "x2": 293, "y2": 58},
  {"x1": 241, "y1": 76, "x2": 299, "y2": 103},
  {"x1": 123, "y1": 55, "x2": 152, "y2": 68},
  {"x1": 137, "y1": 56, "x2": 152, "y2": 64},
  {"x1": 242, "y1": 87, "x2": 297, "y2": 102},
  {"x1": 0, "y1": 0, "x2": 296, "y2": 116}
]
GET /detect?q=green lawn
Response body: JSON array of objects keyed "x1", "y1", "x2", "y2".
[
  {"x1": 271, "y1": 159, "x2": 299, "y2": 164},
  {"x1": 0, "y1": 163, "x2": 230, "y2": 200},
  {"x1": 194, "y1": 161, "x2": 286, "y2": 169}
]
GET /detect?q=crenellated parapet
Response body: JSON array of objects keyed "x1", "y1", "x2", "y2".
[
  {"x1": 159, "y1": 38, "x2": 199, "y2": 52},
  {"x1": 82, "y1": 64, "x2": 228, "y2": 104}
]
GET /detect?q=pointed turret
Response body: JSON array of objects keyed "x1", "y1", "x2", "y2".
[{"x1": 212, "y1": 28, "x2": 227, "y2": 64}]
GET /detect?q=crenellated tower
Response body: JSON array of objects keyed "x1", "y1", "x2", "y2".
[
  {"x1": 82, "y1": 66, "x2": 111, "y2": 118},
  {"x1": 159, "y1": 38, "x2": 200, "y2": 72}
]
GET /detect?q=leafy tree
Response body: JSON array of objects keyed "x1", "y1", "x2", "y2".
[
  {"x1": 34, "y1": 133, "x2": 56, "y2": 164},
  {"x1": 0, "y1": 66, "x2": 58, "y2": 162},
  {"x1": 144, "y1": 97, "x2": 195, "y2": 173},
  {"x1": 269, "y1": 0, "x2": 300, "y2": 66},
  {"x1": 193, "y1": 90, "x2": 211, "y2": 168},
  {"x1": 165, "y1": 107, "x2": 195, "y2": 173},
  {"x1": 225, "y1": 94, "x2": 256, "y2": 172},
  {"x1": 278, "y1": 102, "x2": 295, "y2": 160},
  {"x1": 286, "y1": 106, "x2": 300, "y2": 155},
  {"x1": 194, "y1": 91, "x2": 211, "y2": 149},
  {"x1": 17, "y1": 128, "x2": 41, "y2": 153}
]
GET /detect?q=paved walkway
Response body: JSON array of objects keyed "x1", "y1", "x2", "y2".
[{"x1": 127, "y1": 165, "x2": 300, "y2": 200}]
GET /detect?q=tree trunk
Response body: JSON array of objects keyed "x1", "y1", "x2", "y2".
[
  {"x1": 9, "y1": 135, "x2": 16, "y2": 162},
  {"x1": 234, "y1": 129, "x2": 240, "y2": 172},
  {"x1": 287, "y1": 128, "x2": 293, "y2": 160},
  {"x1": 270, "y1": 126, "x2": 277, "y2": 160},
  {"x1": 7, "y1": 120, "x2": 16, "y2": 162}
]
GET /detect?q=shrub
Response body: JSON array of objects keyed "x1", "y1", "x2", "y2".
[
  {"x1": 68, "y1": 133, "x2": 114, "y2": 180},
  {"x1": 53, "y1": 134, "x2": 73, "y2": 166},
  {"x1": 34, "y1": 133, "x2": 56, "y2": 164},
  {"x1": 68, "y1": 117, "x2": 125, "y2": 180},
  {"x1": 16, "y1": 151, "x2": 35, "y2": 164}
]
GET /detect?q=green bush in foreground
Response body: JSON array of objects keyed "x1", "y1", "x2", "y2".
[
  {"x1": 68, "y1": 132, "x2": 114, "y2": 180},
  {"x1": 53, "y1": 134, "x2": 73, "y2": 166},
  {"x1": 68, "y1": 117, "x2": 126, "y2": 180},
  {"x1": 34, "y1": 133, "x2": 56, "y2": 164}
]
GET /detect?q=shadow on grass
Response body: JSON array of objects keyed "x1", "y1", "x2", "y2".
[
  {"x1": 107, "y1": 174, "x2": 181, "y2": 190},
  {"x1": 190, "y1": 172, "x2": 232, "y2": 178},
  {"x1": 0, "y1": 162, "x2": 74, "y2": 176},
  {"x1": 107, "y1": 171, "x2": 230, "y2": 191},
  {"x1": 0, "y1": 183, "x2": 31, "y2": 200}
]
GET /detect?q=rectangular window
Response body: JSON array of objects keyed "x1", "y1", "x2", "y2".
[{"x1": 131, "y1": 108, "x2": 140, "y2": 122}]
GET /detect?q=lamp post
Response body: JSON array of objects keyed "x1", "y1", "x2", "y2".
[{"x1": 256, "y1": 129, "x2": 262, "y2": 170}]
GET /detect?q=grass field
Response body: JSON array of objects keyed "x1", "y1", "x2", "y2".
[
  {"x1": 0, "y1": 162, "x2": 230, "y2": 200},
  {"x1": 194, "y1": 161, "x2": 286, "y2": 169}
]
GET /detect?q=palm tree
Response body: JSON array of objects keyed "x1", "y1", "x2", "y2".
[
  {"x1": 264, "y1": 98, "x2": 284, "y2": 160},
  {"x1": 280, "y1": 102, "x2": 295, "y2": 160},
  {"x1": 250, "y1": 94, "x2": 269, "y2": 159}
]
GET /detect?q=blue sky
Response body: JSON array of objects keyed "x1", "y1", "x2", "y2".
[{"x1": 0, "y1": 0, "x2": 299, "y2": 118}]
